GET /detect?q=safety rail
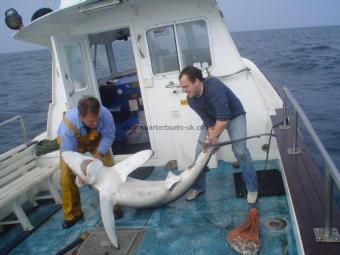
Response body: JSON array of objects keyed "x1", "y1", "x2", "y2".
[
  {"x1": 0, "y1": 115, "x2": 29, "y2": 146},
  {"x1": 281, "y1": 87, "x2": 340, "y2": 243}
]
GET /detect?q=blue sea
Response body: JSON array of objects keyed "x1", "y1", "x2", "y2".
[{"x1": 0, "y1": 25, "x2": 339, "y2": 170}]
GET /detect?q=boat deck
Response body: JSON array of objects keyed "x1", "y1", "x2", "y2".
[
  {"x1": 1, "y1": 160, "x2": 298, "y2": 254},
  {"x1": 272, "y1": 109, "x2": 340, "y2": 255}
]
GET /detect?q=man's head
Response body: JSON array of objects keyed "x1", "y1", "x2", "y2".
[
  {"x1": 179, "y1": 66, "x2": 204, "y2": 97},
  {"x1": 78, "y1": 96, "x2": 100, "y2": 129}
]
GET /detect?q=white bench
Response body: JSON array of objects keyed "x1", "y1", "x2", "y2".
[{"x1": 0, "y1": 143, "x2": 60, "y2": 231}]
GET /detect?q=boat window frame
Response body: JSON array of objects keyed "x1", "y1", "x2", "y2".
[
  {"x1": 145, "y1": 24, "x2": 180, "y2": 77},
  {"x1": 61, "y1": 41, "x2": 90, "y2": 93},
  {"x1": 90, "y1": 43, "x2": 112, "y2": 80},
  {"x1": 111, "y1": 36, "x2": 137, "y2": 75},
  {"x1": 145, "y1": 17, "x2": 214, "y2": 78}
]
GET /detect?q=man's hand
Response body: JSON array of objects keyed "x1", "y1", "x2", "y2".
[
  {"x1": 94, "y1": 152, "x2": 103, "y2": 160},
  {"x1": 202, "y1": 136, "x2": 218, "y2": 153},
  {"x1": 202, "y1": 137, "x2": 210, "y2": 153},
  {"x1": 203, "y1": 120, "x2": 228, "y2": 154}
]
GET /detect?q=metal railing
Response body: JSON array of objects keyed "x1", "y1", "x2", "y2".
[
  {"x1": 281, "y1": 87, "x2": 340, "y2": 242},
  {"x1": 0, "y1": 115, "x2": 29, "y2": 146}
]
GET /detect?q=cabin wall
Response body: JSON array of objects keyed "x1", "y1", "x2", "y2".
[
  {"x1": 43, "y1": 0, "x2": 246, "y2": 165},
  {"x1": 216, "y1": 70, "x2": 281, "y2": 161}
]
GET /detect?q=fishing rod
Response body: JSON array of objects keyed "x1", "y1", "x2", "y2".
[{"x1": 201, "y1": 133, "x2": 276, "y2": 149}]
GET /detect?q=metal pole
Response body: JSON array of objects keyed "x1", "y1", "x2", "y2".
[
  {"x1": 283, "y1": 94, "x2": 288, "y2": 129},
  {"x1": 280, "y1": 91, "x2": 289, "y2": 130},
  {"x1": 292, "y1": 110, "x2": 298, "y2": 151},
  {"x1": 19, "y1": 116, "x2": 28, "y2": 145},
  {"x1": 323, "y1": 167, "x2": 333, "y2": 238},
  {"x1": 288, "y1": 109, "x2": 301, "y2": 154},
  {"x1": 313, "y1": 165, "x2": 339, "y2": 242}
]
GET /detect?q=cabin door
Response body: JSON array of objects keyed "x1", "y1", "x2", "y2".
[
  {"x1": 51, "y1": 35, "x2": 99, "y2": 108},
  {"x1": 145, "y1": 74, "x2": 209, "y2": 170},
  {"x1": 143, "y1": 25, "x2": 202, "y2": 170}
]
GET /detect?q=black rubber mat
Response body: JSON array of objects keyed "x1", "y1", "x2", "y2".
[{"x1": 233, "y1": 169, "x2": 286, "y2": 197}]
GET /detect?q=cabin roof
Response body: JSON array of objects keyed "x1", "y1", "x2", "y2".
[{"x1": 13, "y1": 0, "x2": 216, "y2": 46}]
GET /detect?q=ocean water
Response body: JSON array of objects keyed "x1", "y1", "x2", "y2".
[
  {"x1": 0, "y1": 25, "x2": 339, "y2": 169},
  {"x1": 0, "y1": 49, "x2": 51, "y2": 153},
  {"x1": 232, "y1": 25, "x2": 340, "y2": 171}
]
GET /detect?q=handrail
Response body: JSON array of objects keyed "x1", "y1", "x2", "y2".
[
  {"x1": 282, "y1": 87, "x2": 340, "y2": 188},
  {"x1": 224, "y1": 67, "x2": 250, "y2": 78},
  {"x1": 0, "y1": 115, "x2": 29, "y2": 146},
  {"x1": 281, "y1": 87, "x2": 340, "y2": 243}
]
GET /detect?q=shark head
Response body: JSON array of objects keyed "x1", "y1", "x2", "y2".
[{"x1": 62, "y1": 151, "x2": 103, "y2": 185}]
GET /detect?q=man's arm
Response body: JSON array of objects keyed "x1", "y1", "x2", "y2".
[
  {"x1": 96, "y1": 107, "x2": 116, "y2": 156},
  {"x1": 204, "y1": 80, "x2": 231, "y2": 149},
  {"x1": 200, "y1": 120, "x2": 229, "y2": 153},
  {"x1": 58, "y1": 121, "x2": 77, "y2": 152},
  {"x1": 207, "y1": 120, "x2": 229, "y2": 143}
]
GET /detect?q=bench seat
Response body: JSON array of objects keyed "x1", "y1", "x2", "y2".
[{"x1": 0, "y1": 144, "x2": 60, "y2": 231}]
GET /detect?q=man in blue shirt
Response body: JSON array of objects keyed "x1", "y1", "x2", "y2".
[
  {"x1": 179, "y1": 66, "x2": 258, "y2": 204},
  {"x1": 58, "y1": 96, "x2": 122, "y2": 228}
]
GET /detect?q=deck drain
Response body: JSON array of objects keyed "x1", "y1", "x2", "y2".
[{"x1": 265, "y1": 217, "x2": 287, "y2": 231}]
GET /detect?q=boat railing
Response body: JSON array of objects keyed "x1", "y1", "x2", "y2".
[
  {"x1": 0, "y1": 115, "x2": 29, "y2": 146},
  {"x1": 281, "y1": 87, "x2": 340, "y2": 243}
]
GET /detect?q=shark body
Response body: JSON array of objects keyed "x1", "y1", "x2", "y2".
[{"x1": 62, "y1": 148, "x2": 213, "y2": 248}]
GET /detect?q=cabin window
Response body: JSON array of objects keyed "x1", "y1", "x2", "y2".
[
  {"x1": 146, "y1": 19, "x2": 211, "y2": 75},
  {"x1": 146, "y1": 25, "x2": 180, "y2": 74},
  {"x1": 62, "y1": 43, "x2": 88, "y2": 90},
  {"x1": 91, "y1": 44, "x2": 111, "y2": 79},
  {"x1": 176, "y1": 20, "x2": 211, "y2": 68},
  {"x1": 112, "y1": 38, "x2": 136, "y2": 73}
]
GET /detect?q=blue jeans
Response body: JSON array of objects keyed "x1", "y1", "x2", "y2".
[{"x1": 191, "y1": 114, "x2": 258, "y2": 192}]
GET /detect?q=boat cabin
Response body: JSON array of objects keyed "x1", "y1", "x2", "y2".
[{"x1": 14, "y1": 0, "x2": 282, "y2": 170}]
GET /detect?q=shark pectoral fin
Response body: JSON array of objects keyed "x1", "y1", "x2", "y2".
[
  {"x1": 99, "y1": 192, "x2": 119, "y2": 248},
  {"x1": 110, "y1": 150, "x2": 154, "y2": 182},
  {"x1": 166, "y1": 171, "x2": 181, "y2": 190}
]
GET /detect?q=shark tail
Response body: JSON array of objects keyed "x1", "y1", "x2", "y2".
[{"x1": 99, "y1": 192, "x2": 119, "y2": 248}]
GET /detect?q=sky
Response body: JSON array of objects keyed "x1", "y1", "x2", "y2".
[{"x1": 0, "y1": 0, "x2": 340, "y2": 54}]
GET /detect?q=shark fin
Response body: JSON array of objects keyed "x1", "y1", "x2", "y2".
[
  {"x1": 111, "y1": 150, "x2": 154, "y2": 182},
  {"x1": 99, "y1": 192, "x2": 119, "y2": 248},
  {"x1": 166, "y1": 171, "x2": 181, "y2": 189}
]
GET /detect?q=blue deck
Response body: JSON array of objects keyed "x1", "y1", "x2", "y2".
[{"x1": 2, "y1": 160, "x2": 297, "y2": 255}]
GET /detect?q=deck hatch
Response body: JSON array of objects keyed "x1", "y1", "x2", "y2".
[{"x1": 78, "y1": 229, "x2": 145, "y2": 255}]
